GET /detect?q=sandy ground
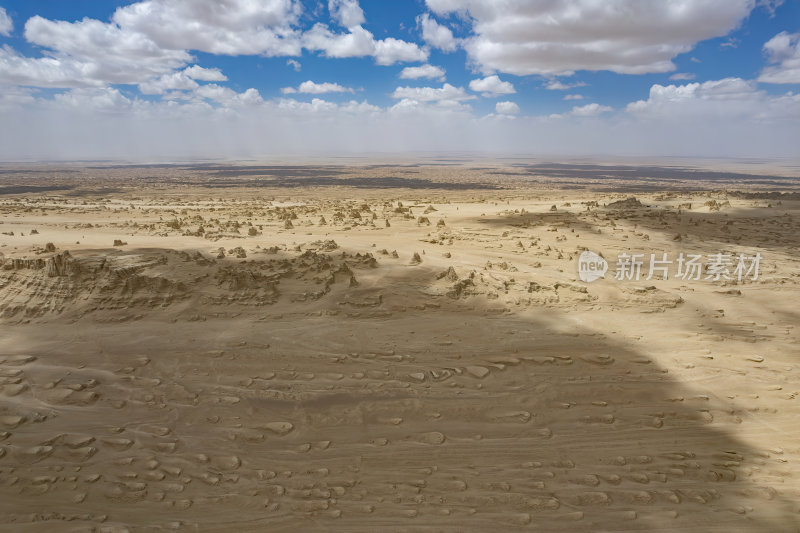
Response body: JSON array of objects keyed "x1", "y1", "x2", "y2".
[{"x1": 0, "y1": 162, "x2": 798, "y2": 532}]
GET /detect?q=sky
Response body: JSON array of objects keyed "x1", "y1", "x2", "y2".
[{"x1": 0, "y1": 0, "x2": 799, "y2": 161}]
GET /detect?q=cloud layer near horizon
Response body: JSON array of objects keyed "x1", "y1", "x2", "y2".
[{"x1": 1, "y1": 82, "x2": 797, "y2": 162}]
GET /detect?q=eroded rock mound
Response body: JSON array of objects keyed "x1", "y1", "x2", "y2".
[
  {"x1": 607, "y1": 197, "x2": 643, "y2": 209},
  {"x1": 0, "y1": 247, "x2": 382, "y2": 319}
]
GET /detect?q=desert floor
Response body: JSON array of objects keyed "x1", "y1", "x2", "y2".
[{"x1": 0, "y1": 162, "x2": 798, "y2": 532}]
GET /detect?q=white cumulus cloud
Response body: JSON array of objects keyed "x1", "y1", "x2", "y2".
[
  {"x1": 0, "y1": 2, "x2": 302, "y2": 89},
  {"x1": 282, "y1": 80, "x2": 354, "y2": 94},
  {"x1": 0, "y1": 0, "x2": 428, "y2": 92},
  {"x1": 278, "y1": 97, "x2": 338, "y2": 113},
  {"x1": 551, "y1": 102, "x2": 613, "y2": 118},
  {"x1": 304, "y1": 24, "x2": 375, "y2": 58},
  {"x1": 626, "y1": 77, "x2": 800, "y2": 121},
  {"x1": 328, "y1": 0, "x2": 365, "y2": 28},
  {"x1": 495, "y1": 101, "x2": 520, "y2": 115},
  {"x1": 52, "y1": 87, "x2": 134, "y2": 112},
  {"x1": 391, "y1": 83, "x2": 475, "y2": 103},
  {"x1": 139, "y1": 72, "x2": 198, "y2": 94},
  {"x1": 571, "y1": 103, "x2": 613, "y2": 116},
  {"x1": 0, "y1": 7, "x2": 12, "y2": 36},
  {"x1": 417, "y1": 13, "x2": 457, "y2": 52},
  {"x1": 400, "y1": 64, "x2": 445, "y2": 81},
  {"x1": 275, "y1": 97, "x2": 378, "y2": 115},
  {"x1": 19, "y1": 16, "x2": 190, "y2": 87},
  {"x1": 196, "y1": 84, "x2": 263, "y2": 106},
  {"x1": 138, "y1": 65, "x2": 228, "y2": 95},
  {"x1": 469, "y1": 75, "x2": 515, "y2": 96},
  {"x1": 113, "y1": 0, "x2": 303, "y2": 56},
  {"x1": 758, "y1": 31, "x2": 800, "y2": 84},
  {"x1": 184, "y1": 65, "x2": 227, "y2": 81},
  {"x1": 0, "y1": 45, "x2": 101, "y2": 88},
  {"x1": 425, "y1": 0, "x2": 756, "y2": 76},
  {"x1": 374, "y1": 37, "x2": 428, "y2": 66},
  {"x1": 545, "y1": 80, "x2": 587, "y2": 91},
  {"x1": 304, "y1": 24, "x2": 427, "y2": 65},
  {"x1": 339, "y1": 99, "x2": 380, "y2": 113}
]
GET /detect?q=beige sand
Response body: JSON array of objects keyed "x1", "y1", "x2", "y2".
[{"x1": 0, "y1": 163, "x2": 798, "y2": 532}]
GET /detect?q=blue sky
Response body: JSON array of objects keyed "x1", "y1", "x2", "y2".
[{"x1": 0, "y1": 1, "x2": 798, "y2": 160}]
